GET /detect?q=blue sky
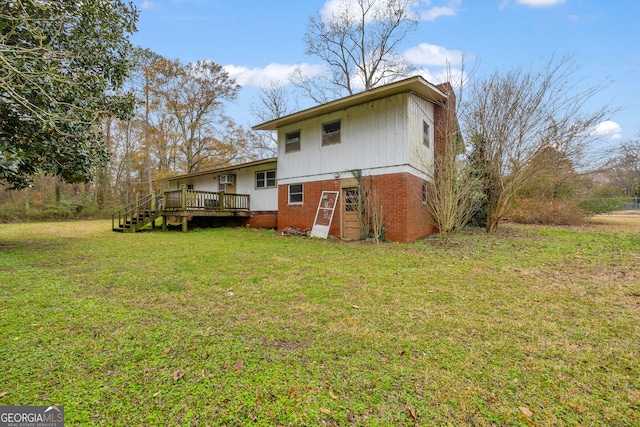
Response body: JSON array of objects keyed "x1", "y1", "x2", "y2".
[{"x1": 130, "y1": 0, "x2": 639, "y2": 147}]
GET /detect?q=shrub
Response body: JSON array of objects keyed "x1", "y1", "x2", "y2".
[
  {"x1": 578, "y1": 197, "x2": 631, "y2": 215},
  {"x1": 509, "y1": 197, "x2": 586, "y2": 225}
]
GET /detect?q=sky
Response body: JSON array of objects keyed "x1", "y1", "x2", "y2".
[{"x1": 130, "y1": 0, "x2": 639, "y2": 149}]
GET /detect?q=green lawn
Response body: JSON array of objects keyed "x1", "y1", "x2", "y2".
[{"x1": 0, "y1": 220, "x2": 638, "y2": 426}]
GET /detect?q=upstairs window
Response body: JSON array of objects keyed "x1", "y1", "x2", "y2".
[
  {"x1": 423, "y1": 120, "x2": 431, "y2": 148},
  {"x1": 256, "y1": 170, "x2": 276, "y2": 189},
  {"x1": 322, "y1": 120, "x2": 341, "y2": 146},
  {"x1": 285, "y1": 131, "x2": 301, "y2": 153}
]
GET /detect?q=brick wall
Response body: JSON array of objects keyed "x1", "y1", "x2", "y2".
[
  {"x1": 246, "y1": 211, "x2": 278, "y2": 229},
  {"x1": 434, "y1": 82, "x2": 458, "y2": 158},
  {"x1": 278, "y1": 173, "x2": 437, "y2": 243},
  {"x1": 278, "y1": 179, "x2": 342, "y2": 235}
]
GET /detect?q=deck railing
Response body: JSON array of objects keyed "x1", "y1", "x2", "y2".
[
  {"x1": 112, "y1": 192, "x2": 159, "y2": 231},
  {"x1": 162, "y1": 189, "x2": 250, "y2": 212}
]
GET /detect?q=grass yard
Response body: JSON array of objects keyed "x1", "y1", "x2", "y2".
[{"x1": 0, "y1": 220, "x2": 638, "y2": 426}]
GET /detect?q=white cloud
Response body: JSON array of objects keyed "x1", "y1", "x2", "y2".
[
  {"x1": 321, "y1": 0, "x2": 459, "y2": 23},
  {"x1": 404, "y1": 43, "x2": 470, "y2": 87},
  {"x1": 592, "y1": 120, "x2": 622, "y2": 140},
  {"x1": 404, "y1": 43, "x2": 465, "y2": 67},
  {"x1": 320, "y1": 0, "x2": 375, "y2": 22},
  {"x1": 500, "y1": 0, "x2": 565, "y2": 9},
  {"x1": 516, "y1": 0, "x2": 565, "y2": 7},
  {"x1": 420, "y1": 6, "x2": 456, "y2": 21},
  {"x1": 320, "y1": 0, "x2": 344, "y2": 21},
  {"x1": 415, "y1": 67, "x2": 467, "y2": 87},
  {"x1": 224, "y1": 63, "x2": 326, "y2": 88},
  {"x1": 141, "y1": 0, "x2": 155, "y2": 9},
  {"x1": 419, "y1": 0, "x2": 460, "y2": 21}
]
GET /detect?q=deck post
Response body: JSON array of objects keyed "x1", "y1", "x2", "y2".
[
  {"x1": 161, "y1": 190, "x2": 167, "y2": 231},
  {"x1": 182, "y1": 216, "x2": 188, "y2": 233},
  {"x1": 181, "y1": 187, "x2": 187, "y2": 210},
  {"x1": 150, "y1": 191, "x2": 156, "y2": 229},
  {"x1": 219, "y1": 192, "x2": 225, "y2": 211}
]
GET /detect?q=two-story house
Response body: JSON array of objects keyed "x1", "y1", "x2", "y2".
[
  {"x1": 118, "y1": 76, "x2": 456, "y2": 242},
  {"x1": 252, "y1": 75, "x2": 455, "y2": 243}
]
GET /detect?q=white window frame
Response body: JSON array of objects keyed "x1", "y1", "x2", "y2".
[
  {"x1": 285, "y1": 130, "x2": 301, "y2": 153},
  {"x1": 423, "y1": 120, "x2": 431, "y2": 148},
  {"x1": 422, "y1": 180, "x2": 428, "y2": 204},
  {"x1": 256, "y1": 170, "x2": 277, "y2": 189},
  {"x1": 288, "y1": 184, "x2": 303, "y2": 205}
]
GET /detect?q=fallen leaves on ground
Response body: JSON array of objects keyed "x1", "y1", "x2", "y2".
[
  {"x1": 408, "y1": 407, "x2": 417, "y2": 420},
  {"x1": 519, "y1": 406, "x2": 533, "y2": 417}
]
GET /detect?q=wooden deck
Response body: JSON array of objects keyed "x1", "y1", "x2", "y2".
[
  {"x1": 160, "y1": 189, "x2": 251, "y2": 232},
  {"x1": 112, "y1": 189, "x2": 251, "y2": 233}
]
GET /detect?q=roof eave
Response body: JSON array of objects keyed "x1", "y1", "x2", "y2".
[
  {"x1": 155, "y1": 157, "x2": 277, "y2": 183},
  {"x1": 252, "y1": 76, "x2": 447, "y2": 131}
]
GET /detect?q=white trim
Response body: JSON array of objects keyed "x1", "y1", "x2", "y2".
[
  {"x1": 288, "y1": 183, "x2": 304, "y2": 205},
  {"x1": 255, "y1": 169, "x2": 277, "y2": 189},
  {"x1": 277, "y1": 164, "x2": 430, "y2": 186},
  {"x1": 253, "y1": 76, "x2": 447, "y2": 131}
]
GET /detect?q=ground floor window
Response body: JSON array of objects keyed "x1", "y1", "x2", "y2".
[
  {"x1": 288, "y1": 184, "x2": 303, "y2": 204},
  {"x1": 422, "y1": 181, "x2": 428, "y2": 204},
  {"x1": 256, "y1": 170, "x2": 276, "y2": 189}
]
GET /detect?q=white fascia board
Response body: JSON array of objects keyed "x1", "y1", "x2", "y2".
[{"x1": 276, "y1": 164, "x2": 430, "y2": 185}]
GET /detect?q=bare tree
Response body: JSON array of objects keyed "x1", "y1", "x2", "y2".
[
  {"x1": 250, "y1": 82, "x2": 294, "y2": 158},
  {"x1": 462, "y1": 55, "x2": 610, "y2": 232},
  {"x1": 150, "y1": 59, "x2": 240, "y2": 173},
  {"x1": 424, "y1": 78, "x2": 484, "y2": 245},
  {"x1": 606, "y1": 138, "x2": 640, "y2": 196},
  {"x1": 364, "y1": 181, "x2": 386, "y2": 243},
  {"x1": 294, "y1": 0, "x2": 418, "y2": 101},
  {"x1": 428, "y1": 149, "x2": 485, "y2": 245}
]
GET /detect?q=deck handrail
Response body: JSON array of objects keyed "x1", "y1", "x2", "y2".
[
  {"x1": 162, "y1": 189, "x2": 250, "y2": 211},
  {"x1": 111, "y1": 192, "x2": 157, "y2": 231}
]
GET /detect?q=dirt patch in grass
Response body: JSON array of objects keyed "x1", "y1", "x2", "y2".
[{"x1": 588, "y1": 213, "x2": 640, "y2": 232}]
